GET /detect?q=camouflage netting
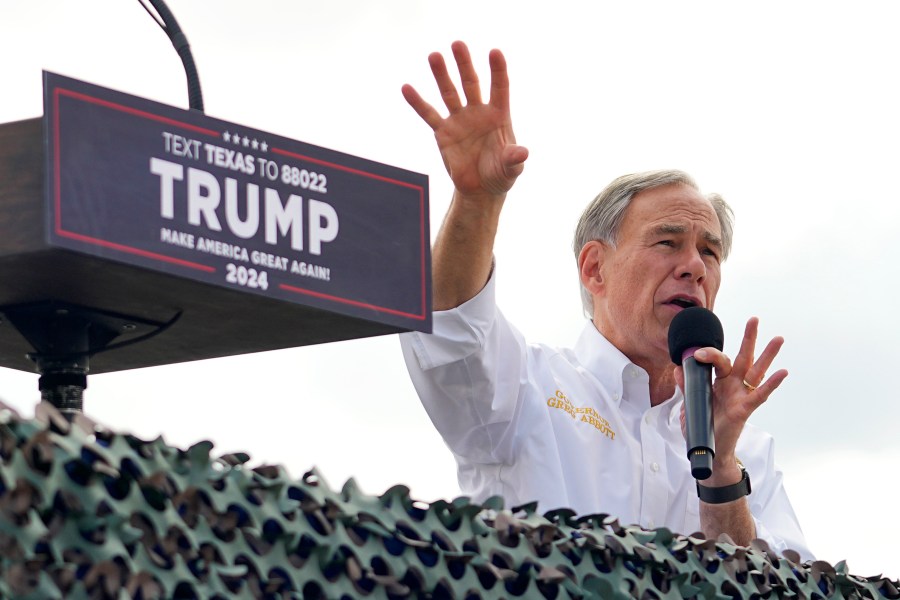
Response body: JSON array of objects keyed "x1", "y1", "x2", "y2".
[{"x1": 0, "y1": 402, "x2": 895, "y2": 599}]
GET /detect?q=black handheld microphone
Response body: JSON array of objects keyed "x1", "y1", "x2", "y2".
[{"x1": 668, "y1": 307, "x2": 724, "y2": 480}]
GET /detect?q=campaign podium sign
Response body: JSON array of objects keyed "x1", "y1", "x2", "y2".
[{"x1": 0, "y1": 73, "x2": 431, "y2": 374}]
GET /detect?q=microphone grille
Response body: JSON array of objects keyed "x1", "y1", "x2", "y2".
[{"x1": 667, "y1": 307, "x2": 724, "y2": 364}]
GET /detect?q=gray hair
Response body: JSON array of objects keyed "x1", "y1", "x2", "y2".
[{"x1": 572, "y1": 169, "x2": 734, "y2": 315}]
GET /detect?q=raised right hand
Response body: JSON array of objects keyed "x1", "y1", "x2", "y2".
[{"x1": 402, "y1": 41, "x2": 528, "y2": 198}]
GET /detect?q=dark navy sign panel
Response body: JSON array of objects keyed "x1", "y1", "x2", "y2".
[{"x1": 43, "y1": 72, "x2": 431, "y2": 333}]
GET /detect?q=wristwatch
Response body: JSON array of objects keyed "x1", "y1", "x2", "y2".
[{"x1": 696, "y1": 461, "x2": 751, "y2": 504}]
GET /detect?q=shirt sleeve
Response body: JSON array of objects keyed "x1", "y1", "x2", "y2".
[
  {"x1": 739, "y1": 426, "x2": 815, "y2": 561},
  {"x1": 399, "y1": 268, "x2": 527, "y2": 465}
]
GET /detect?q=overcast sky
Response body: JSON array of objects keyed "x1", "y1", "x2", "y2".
[{"x1": 2, "y1": 0, "x2": 898, "y2": 579}]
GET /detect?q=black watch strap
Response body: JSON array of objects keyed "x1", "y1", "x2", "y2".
[{"x1": 696, "y1": 466, "x2": 751, "y2": 504}]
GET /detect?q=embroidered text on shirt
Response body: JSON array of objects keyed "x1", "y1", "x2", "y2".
[{"x1": 546, "y1": 390, "x2": 616, "y2": 440}]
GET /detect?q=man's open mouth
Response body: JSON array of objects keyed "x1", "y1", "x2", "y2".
[{"x1": 664, "y1": 296, "x2": 700, "y2": 309}]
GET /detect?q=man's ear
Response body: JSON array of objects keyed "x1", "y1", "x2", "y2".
[{"x1": 578, "y1": 241, "x2": 607, "y2": 297}]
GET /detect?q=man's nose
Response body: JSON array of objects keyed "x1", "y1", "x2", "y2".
[{"x1": 677, "y1": 247, "x2": 706, "y2": 282}]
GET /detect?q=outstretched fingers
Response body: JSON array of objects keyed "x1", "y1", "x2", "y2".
[
  {"x1": 488, "y1": 48, "x2": 510, "y2": 111},
  {"x1": 404, "y1": 42, "x2": 493, "y2": 131},
  {"x1": 743, "y1": 335, "x2": 788, "y2": 410},
  {"x1": 403, "y1": 41, "x2": 527, "y2": 197},
  {"x1": 731, "y1": 317, "x2": 759, "y2": 377},
  {"x1": 401, "y1": 84, "x2": 443, "y2": 131},
  {"x1": 731, "y1": 318, "x2": 789, "y2": 412},
  {"x1": 735, "y1": 317, "x2": 785, "y2": 389},
  {"x1": 750, "y1": 366, "x2": 788, "y2": 407},
  {"x1": 745, "y1": 335, "x2": 784, "y2": 385},
  {"x1": 428, "y1": 50, "x2": 463, "y2": 114},
  {"x1": 451, "y1": 41, "x2": 483, "y2": 106}
]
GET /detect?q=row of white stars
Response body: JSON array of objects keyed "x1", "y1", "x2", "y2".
[{"x1": 222, "y1": 131, "x2": 268, "y2": 152}]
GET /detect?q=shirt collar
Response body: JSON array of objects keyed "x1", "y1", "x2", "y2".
[
  {"x1": 574, "y1": 321, "x2": 684, "y2": 423},
  {"x1": 573, "y1": 322, "x2": 641, "y2": 408}
]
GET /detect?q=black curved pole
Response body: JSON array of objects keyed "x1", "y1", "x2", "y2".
[{"x1": 142, "y1": 0, "x2": 204, "y2": 112}]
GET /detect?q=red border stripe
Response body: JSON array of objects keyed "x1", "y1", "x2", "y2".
[
  {"x1": 55, "y1": 88, "x2": 220, "y2": 136},
  {"x1": 271, "y1": 146, "x2": 424, "y2": 191},
  {"x1": 278, "y1": 283, "x2": 426, "y2": 321}
]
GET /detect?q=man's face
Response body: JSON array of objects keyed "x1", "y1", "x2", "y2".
[{"x1": 594, "y1": 183, "x2": 723, "y2": 367}]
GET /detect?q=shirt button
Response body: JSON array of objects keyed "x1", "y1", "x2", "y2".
[
  {"x1": 647, "y1": 518, "x2": 655, "y2": 528},
  {"x1": 644, "y1": 414, "x2": 651, "y2": 425},
  {"x1": 613, "y1": 393, "x2": 620, "y2": 401},
  {"x1": 651, "y1": 462, "x2": 660, "y2": 473}
]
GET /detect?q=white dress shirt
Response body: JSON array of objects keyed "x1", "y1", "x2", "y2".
[{"x1": 400, "y1": 268, "x2": 812, "y2": 560}]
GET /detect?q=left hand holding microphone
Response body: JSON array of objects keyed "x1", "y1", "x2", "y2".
[{"x1": 675, "y1": 315, "x2": 789, "y2": 487}]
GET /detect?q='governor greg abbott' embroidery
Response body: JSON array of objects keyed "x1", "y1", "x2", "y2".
[{"x1": 546, "y1": 390, "x2": 616, "y2": 440}]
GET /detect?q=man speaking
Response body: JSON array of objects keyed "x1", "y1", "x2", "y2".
[{"x1": 399, "y1": 41, "x2": 811, "y2": 559}]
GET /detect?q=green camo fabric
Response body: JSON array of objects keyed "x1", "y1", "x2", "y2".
[{"x1": 0, "y1": 401, "x2": 895, "y2": 599}]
